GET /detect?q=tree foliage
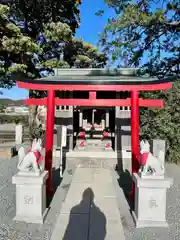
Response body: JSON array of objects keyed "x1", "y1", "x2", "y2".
[
  {"x1": 99, "y1": 0, "x2": 180, "y2": 77},
  {"x1": 99, "y1": 0, "x2": 180, "y2": 163},
  {"x1": 64, "y1": 38, "x2": 108, "y2": 68},
  {"x1": 0, "y1": 0, "x2": 108, "y2": 140},
  {"x1": 7, "y1": 0, "x2": 82, "y2": 38},
  {"x1": 1, "y1": 0, "x2": 107, "y2": 89},
  {"x1": 0, "y1": 114, "x2": 28, "y2": 126},
  {"x1": 0, "y1": 4, "x2": 39, "y2": 88},
  {"x1": 140, "y1": 81, "x2": 180, "y2": 163}
]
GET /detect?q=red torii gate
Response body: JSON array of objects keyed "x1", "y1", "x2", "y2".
[{"x1": 16, "y1": 69, "x2": 173, "y2": 197}]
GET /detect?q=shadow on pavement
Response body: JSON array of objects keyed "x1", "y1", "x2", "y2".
[
  {"x1": 117, "y1": 169, "x2": 134, "y2": 211},
  {"x1": 63, "y1": 188, "x2": 107, "y2": 240}
]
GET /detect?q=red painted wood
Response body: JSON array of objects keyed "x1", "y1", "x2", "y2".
[
  {"x1": 89, "y1": 91, "x2": 96, "y2": 100},
  {"x1": 17, "y1": 81, "x2": 172, "y2": 91},
  {"x1": 24, "y1": 98, "x2": 164, "y2": 108},
  {"x1": 45, "y1": 90, "x2": 55, "y2": 195},
  {"x1": 131, "y1": 91, "x2": 140, "y2": 173},
  {"x1": 131, "y1": 90, "x2": 140, "y2": 201}
]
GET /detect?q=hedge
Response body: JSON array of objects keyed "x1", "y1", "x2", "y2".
[{"x1": 0, "y1": 115, "x2": 29, "y2": 126}]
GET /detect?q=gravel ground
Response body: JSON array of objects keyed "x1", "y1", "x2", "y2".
[
  {"x1": 113, "y1": 163, "x2": 180, "y2": 240},
  {"x1": 0, "y1": 156, "x2": 75, "y2": 240},
  {"x1": 0, "y1": 153, "x2": 180, "y2": 240}
]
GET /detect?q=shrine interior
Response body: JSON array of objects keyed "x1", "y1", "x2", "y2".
[{"x1": 54, "y1": 90, "x2": 130, "y2": 151}]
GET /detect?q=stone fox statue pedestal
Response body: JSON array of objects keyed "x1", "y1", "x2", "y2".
[
  {"x1": 12, "y1": 138, "x2": 49, "y2": 224},
  {"x1": 12, "y1": 171, "x2": 48, "y2": 224},
  {"x1": 132, "y1": 140, "x2": 173, "y2": 228},
  {"x1": 132, "y1": 173, "x2": 173, "y2": 228}
]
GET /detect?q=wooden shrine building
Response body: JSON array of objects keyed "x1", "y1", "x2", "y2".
[{"x1": 16, "y1": 68, "x2": 176, "y2": 195}]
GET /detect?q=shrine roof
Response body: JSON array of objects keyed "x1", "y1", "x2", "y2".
[{"x1": 19, "y1": 68, "x2": 179, "y2": 85}]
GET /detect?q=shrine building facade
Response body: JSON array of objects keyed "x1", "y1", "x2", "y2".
[{"x1": 17, "y1": 68, "x2": 176, "y2": 194}]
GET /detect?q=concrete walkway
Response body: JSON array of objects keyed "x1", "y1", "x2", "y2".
[{"x1": 51, "y1": 167, "x2": 125, "y2": 240}]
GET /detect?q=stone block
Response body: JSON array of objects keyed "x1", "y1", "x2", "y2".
[
  {"x1": 0, "y1": 145, "x2": 17, "y2": 160},
  {"x1": 12, "y1": 171, "x2": 49, "y2": 224},
  {"x1": 15, "y1": 124, "x2": 23, "y2": 145},
  {"x1": 132, "y1": 173, "x2": 173, "y2": 228}
]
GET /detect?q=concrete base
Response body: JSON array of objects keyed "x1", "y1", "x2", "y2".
[
  {"x1": 14, "y1": 208, "x2": 48, "y2": 224},
  {"x1": 132, "y1": 173, "x2": 173, "y2": 228},
  {"x1": 0, "y1": 143, "x2": 17, "y2": 160},
  {"x1": 12, "y1": 171, "x2": 49, "y2": 224},
  {"x1": 50, "y1": 167, "x2": 125, "y2": 240},
  {"x1": 132, "y1": 211, "x2": 168, "y2": 228}
]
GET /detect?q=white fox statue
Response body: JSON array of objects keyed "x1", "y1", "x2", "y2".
[
  {"x1": 139, "y1": 140, "x2": 165, "y2": 176},
  {"x1": 18, "y1": 138, "x2": 44, "y2": 176}
]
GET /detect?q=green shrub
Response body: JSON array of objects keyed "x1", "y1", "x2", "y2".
[{"x1": 140, "y1": 81, "x2": 180, "y2": 164}]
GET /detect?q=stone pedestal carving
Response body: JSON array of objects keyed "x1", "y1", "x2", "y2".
[
  {"x1": 12, "y1": 171, "x2": 49, "y2": 224},
  {"x1": 132, "y1": 173, "x2": 173, "y2": 228},
  {"x1": 132, "y1": 139, "x2": 173, "y2": 228}
]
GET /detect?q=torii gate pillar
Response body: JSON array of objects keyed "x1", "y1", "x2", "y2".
[
  {"x1": 131, "y1": 90, "x2": 140, "y2": 199},
  {"x1": 131, "y1": 90, "x2": 140, "y2": 173},
  {"x1": 45, "y1": 90, "x2": 55, "y2": 194}
]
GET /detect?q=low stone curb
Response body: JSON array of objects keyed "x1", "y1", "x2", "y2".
[{"x1": 0, "y1": 147, "x2": 17, "y2": 160}]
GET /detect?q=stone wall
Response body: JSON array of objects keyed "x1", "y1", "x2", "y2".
[{"x1": 115, "y1": 107, "x2": 131, "y2": 152}]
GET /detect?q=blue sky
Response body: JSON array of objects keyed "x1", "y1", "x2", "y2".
[{"x1": 0, "y1": 0, "x2": 113, "y2": 100}]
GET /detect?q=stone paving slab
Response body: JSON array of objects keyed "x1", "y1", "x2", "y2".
[
  {"x1": 91, "y1": 183, "x2": 116, "y2": 199},
  {"x1": 89, "y1": 217, "x2": 125, "y2": 240},
  {"x1": 93, "y1": 169, "x2": 113, "y2": 183},
  {"x1": 51, "y1": 213, "x2": 89, "y2": 240},
  {"x1": 92, "y1": 198, "x2": 120, "y2": 218},
  {"x1": 51, "y1": 167, "x2": 125, "y2": 240},
  {"x1": 71, "y1": 168, "x2": 94, "y2": 183},
  {"x1": 60, "y1": 183, "x2": 91, "y2": 214}
]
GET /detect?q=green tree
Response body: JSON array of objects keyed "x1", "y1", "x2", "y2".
[
  {"x1": 99, "y1": 0, "x2": 180, "y2": 76},
  {"x1": 99, "y1": 0, "x2": 180, "y2": 163},
  {"x1": 140, "y1": 81, "x2": 180, "y2": 163},
  {"x1": 1, "y1": 1, "x2": 108, "y2": 137},
  {"x1": 7, "y1": 0, "x2": 82, "y2": 38},
  {"x1": 1, "y1": 0, "x2": 82, "y2": 80},
  {"x1": 64, "y1": 38, "x2": 108, "y2": 68},
  {"x1": 0, "y1": 4, "x2": 39, "y2": 88},
  {"x1": 0, "y1": 104, "x2": 6, "y2": 113}
]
